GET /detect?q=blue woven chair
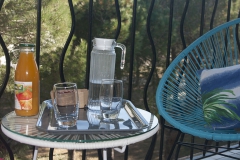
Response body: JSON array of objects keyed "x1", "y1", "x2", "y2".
[{"x1": 156, "y1": 18, "x2": 240, "y2": 159}]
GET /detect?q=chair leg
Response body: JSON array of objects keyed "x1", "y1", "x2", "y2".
[
  {"x1": 203, "y1": 140, "x2": 208, "y2": 156},
  {"x1": 167, "y1": 131, "x2": 181, "y2": 160},
  {"x1": 159, "y1": 116, "x2": 165, "y2": 160},
  {"x1": 82, "y1": 150, "x2": 86, "y2": 160},
  {"x1": 68, "y1": 150, "x2": 74, "y2": 159},
  {"x1": 174, "y1": 133, "x2": 185, "y2": 160},
  {"x1": 190, "y1": 136, "x2": 194, "y2": 160},
  {"x1": 49, "y1": 148, "x2": 54, "y2": 160},
  {"x1": 32, "y1": 146, "x2": 34, "y2": 156},
  {"x1": 227, "y1": 141, "x2": 230, "y2": 148},
  {"x1": 98, "y1": 149, "x2": 103, "y2": 160},
  {"x1": 33, "y1": 146, "x2": 38, "y2": 160},
  {"x1": 124, "y1": 146, "x2": 128, "y2": 160},
  {"x1": 144, "y1": 133, "x2": 157, "y2": 160},
  {"x1": 0, "y1": 134, "x2": 14, "y2": 160},
  {"x1": 215, "y1": 142, "x2": 219, "y2": 153}
]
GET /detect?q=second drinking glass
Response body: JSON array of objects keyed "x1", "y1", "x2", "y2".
[{"x1": 99, "y1": 79, "x2": 123, "y2": 120}]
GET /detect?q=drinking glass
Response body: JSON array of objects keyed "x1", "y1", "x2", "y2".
[
  {"x1": 99, "y1": 79, "x2": 123, "y2": 120},
  {"x1": 53, "y1": 82, "x2": 79, "y2": 128}
]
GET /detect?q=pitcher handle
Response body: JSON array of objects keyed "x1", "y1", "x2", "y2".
[{"x1": 115, "y1": 43, "x2": 126, "y2": 69}]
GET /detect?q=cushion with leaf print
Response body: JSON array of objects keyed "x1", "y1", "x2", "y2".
[{"x1": 199, "y1": 64, "x2": 240, "y2": 130}]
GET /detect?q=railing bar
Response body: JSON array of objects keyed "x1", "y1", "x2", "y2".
[
  {"x1": 127, "y1": 0, "x2": 137, "y2": 101},
  {"x1": 0, "y1": 133, "x2": 14, "y2": 160},
  {"x1": 200, "y1": 0, "x2": 205, "y2": 36},
  {"x1": 0, "y1": 0, "x2": 4, "y2": 11},
  {"x1": 220, "y1": 28, "x2": 229, "y2": 66},
  {"x1": 211, "y1": 33, "x2": 224, "y2": 67},
  {"x1": 144, "y1": 1, "x2": 158, "y2": 158},
  {"x1": 227, "y1": 0, "x2": 231, "y2": 22},
  {"x1": 227, "y1": 26, "x2": 233, "y2": 66},
  {"x1": 59, "y1": 0, "x2": 75, "y2": 82},
  {"x1": 205, "y1": 38, "x2": 216, "y2": 68},
  {"x1": 85, "y1": 0, "x2": 93, "y2": 89},
  {"x1": 210, "y1": 0, "x2": 218, "y2": 30},
  {"x1": 125, "y1": 0, "x2": 137, "y2": 159},
  {"x1": 166, "y1": 0, "x2": 174, "y2": 68},
  {"x1": 199, "y1": 41, "x2": 212, "y2": 68},
  {"x1": 114, "y1": 0, "x2": 121, "y2": 40},
  {"x1": 233, "y1": 25, "x2": 238, "y2": 64},
  {"x1": 36, "y1": 0, "x2": 41, "y2": 68},
  {"x1": 180, "y1": 0, "x2": 189, "y2": 50},
  {"x1": 236, "y1": 11, "x2": 240, "y2": 54},
  {"x1": 0, "y1": 36, "x2": 10, "y2": 99},
  {"x1": 188, "y1": 50, "x2": 201, "y2": 70},
  {"x1": 144, "y1": 0, "x2": 156, "y2": 112}
]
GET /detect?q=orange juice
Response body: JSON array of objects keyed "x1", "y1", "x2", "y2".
[{"x1": 14, "y1": 43, "x2": 39, "y2": 116}]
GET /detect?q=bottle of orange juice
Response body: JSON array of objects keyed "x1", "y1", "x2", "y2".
[{"x1": 14, "y1": 43, "x2": 39, "y2": 116}]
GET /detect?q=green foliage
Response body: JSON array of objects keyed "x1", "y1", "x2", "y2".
[{"x1": 202, "y1": 89, "x2": 240, "y2": 125}]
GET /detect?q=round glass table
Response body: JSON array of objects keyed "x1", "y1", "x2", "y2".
[{"x1": 1, "y1": 100, "x2": 159, "y2": 160}]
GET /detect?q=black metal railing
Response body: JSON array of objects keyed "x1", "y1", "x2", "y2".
[
  {"x1": 0, "y1": 0, "x2": 240, "y2": 160},
  {"x1": 0, "y1": 1, "x2": 12, "y2": 158}
]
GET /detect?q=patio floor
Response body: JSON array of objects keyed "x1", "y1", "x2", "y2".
[{"x1": 180, "y1": 144, "x2": 240, "y2": 160}]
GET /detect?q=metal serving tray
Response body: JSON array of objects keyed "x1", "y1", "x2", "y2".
[{"x1": 36, "y1": 99, "x2": 148, "y2": 134}]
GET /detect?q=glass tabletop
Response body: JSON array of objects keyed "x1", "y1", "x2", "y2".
[{"x1": 1, "y1": 100, "x2": 159, "y2": 143}]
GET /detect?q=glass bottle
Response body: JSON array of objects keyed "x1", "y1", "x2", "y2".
[{"x1": 14, "y1": 43, "x2": 40, "y2": 116}]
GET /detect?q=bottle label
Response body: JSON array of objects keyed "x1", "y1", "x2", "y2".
[{"x1": 15, "y1": 81, "x2": 33, "y2": 111}]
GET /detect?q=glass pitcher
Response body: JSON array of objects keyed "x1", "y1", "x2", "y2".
[{"x1": 88, "y1": 38, "x2": 126, "y2": 110}]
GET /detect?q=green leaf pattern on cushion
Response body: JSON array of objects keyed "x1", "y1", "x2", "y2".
[{"x1": 202, "y1": 89, "x2": 240, "y2": 125}]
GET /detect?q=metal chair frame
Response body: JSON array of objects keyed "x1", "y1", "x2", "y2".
[{"x1": 157, "y1": 18, "x2": 240, "y2": 159}]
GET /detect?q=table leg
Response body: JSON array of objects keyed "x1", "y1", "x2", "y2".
[
  {"x1": 33, "y1": 146, "x2": 38, "y2": 160},
  {"x1": 103, "y1": 149, "x2": 107, "y2": 160}
]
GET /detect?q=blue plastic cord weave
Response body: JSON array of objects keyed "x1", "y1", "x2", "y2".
[{"x1": 156, "y1": 18, "x2": 240, "y2": 141}]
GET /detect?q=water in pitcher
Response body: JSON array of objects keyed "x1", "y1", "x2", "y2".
[
  {"x1": 88, "y1": 81, "x2": 102, "y2": 110},
  {"x1": 88, "y1": 48, "x2": 116, "y2": 110}
]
